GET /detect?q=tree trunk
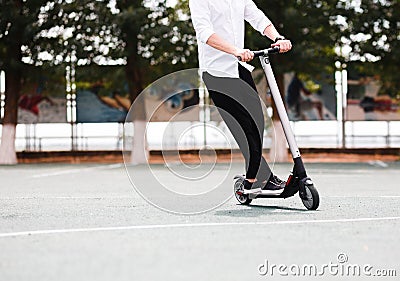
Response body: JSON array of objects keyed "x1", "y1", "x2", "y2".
[
  {"x1": 130, "y1": 120, "x2": 148, "y2": 164},
  {"x1": 269, "y1": 72, "x2": 289, "y2": 162},
  {"x1": 0, "y1": 69, "x2": 21, "y2": 165},
  {"x1": 0, "y1": 124, "x2": 17, "y2": 165},
  {"x1": 125, "y1": 53, "x2": 149, "y2": 164},
  {"x1": 270, "y1": 120, "x2": 288, "y2": 163},
  {"x1": 0, "y1": 1, "x2": 23, "y2": 165}
]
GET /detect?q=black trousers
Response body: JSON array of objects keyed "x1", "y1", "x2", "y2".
[{"x1": 202, "y1": 64, "x2": 271, "y2": 182}]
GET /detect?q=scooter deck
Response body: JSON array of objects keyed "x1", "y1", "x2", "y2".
[
  {"x1": 235, "y1": 175, "x2": 300, "y2": 199},
  {"x1": 248, "y1": 184, "x2": 299, "y2": 199}
]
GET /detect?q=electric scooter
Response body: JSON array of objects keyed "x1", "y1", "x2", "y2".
[{"x1": 234, "y1": 47, "x2": 320, "y2": 210}]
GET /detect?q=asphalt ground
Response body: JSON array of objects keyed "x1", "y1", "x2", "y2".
[{"x1": 0, "y1": 161, "x2": 399, "y2": 280}]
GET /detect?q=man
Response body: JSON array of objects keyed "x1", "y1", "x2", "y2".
[
  {"x1": 287, "y1": 73, "x2": 323, "y2": 120},
  {"x1": 287, "y1": 74, "x2": 310, "y2": 119},
  {"x1": 189, "y1": 0, "x2": 292, "y2": 194}
]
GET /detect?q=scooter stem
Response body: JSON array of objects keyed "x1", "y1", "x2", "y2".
[{"x1": 259, "y1": 55, "x2": 301, "y2": 159}]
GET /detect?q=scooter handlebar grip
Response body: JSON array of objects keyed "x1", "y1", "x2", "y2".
[
  {"x1": 237, "y1": 46, "x2": 281, "y2": 61},
  {"x1": 253, "y1": 50, "x2": 266, "y2": 57},
  {"x1": 267, "y1": 46, "x2": 280, "y2": 54},
  {"x1": 238, "y1": 53, "x2": 263, "y2": 61}
]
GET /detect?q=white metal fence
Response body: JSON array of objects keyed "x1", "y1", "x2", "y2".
[{"x1": 1, "y1": 120, "x2": 399, "y2": 152}]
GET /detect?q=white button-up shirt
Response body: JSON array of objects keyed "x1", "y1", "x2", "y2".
[{"x1": 189, "y1": 0, "x2": 271, "y2": 78}]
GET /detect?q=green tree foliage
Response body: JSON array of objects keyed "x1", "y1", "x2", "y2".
[
  {"x1": 0, "y1": 0, "x2": 44, "y2": 124},
  {"x1": 237, "y1": 0, "x2": 398, "y2": 96},
  {"x1": 107, "y1": 0, "x2": 197, "y2": 101},
  {"x1": 0, "y1": 0, "x2": 116, "y2": 123},
  {"x1": 0, "y1": 0, "x2": 116, "y2": 163},
  {"x1": 27, "y1": 1, "x2": 115, "y2": 66},
  {"x1": 337, "y1": 0, "x2": 400, "y2": 97},
  {"x1": 248, "y1": 0, "x2": 342, "y2": 79},
  {"x1": 0, "y1": 0, "x2": 199, "y2": 122}
]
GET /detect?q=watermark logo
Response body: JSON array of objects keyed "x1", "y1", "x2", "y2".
[
  {"x1": 258, "y1": 253, "x2": 397, "y2": 277},
  {"x1": 337, "y1": 252, "x2": 349, "y2": 263},
  {"x1": 123, "y1": 68, "x2": 275, "y2": 214}
]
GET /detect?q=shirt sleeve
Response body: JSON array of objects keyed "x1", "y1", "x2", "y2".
[
  {"x1": 244, "y1": 0, "x2": 272, "y2": 35},
  {"x1": 189, "y1": 0, "x2": 215, "y2": 44}
]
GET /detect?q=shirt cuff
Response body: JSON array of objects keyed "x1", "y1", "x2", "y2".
[
  {"x1": 238, "y1": 61, "x2": 255, "y2": 72},
  {"x1": 198, "y1": 28, "x2": 215, "y2": 44},
  {"x1": 258, "y1": 20, "x2": 272, "y2": 36}
]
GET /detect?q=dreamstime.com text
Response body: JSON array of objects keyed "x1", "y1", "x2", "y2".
[{"x1": 258, "y1": 253, "x2": 397, "y2": 277}]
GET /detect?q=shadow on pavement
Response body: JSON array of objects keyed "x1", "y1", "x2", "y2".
[{"x1": 214, "y1": 204, "x2": 308, "y2": 217}]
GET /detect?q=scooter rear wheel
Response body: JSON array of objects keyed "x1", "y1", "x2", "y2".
[
  {"x1": 301, "y1": 184, "x2": 319, "y2": 210},
  {"x1": 234, "y1": 178, "x2": 252, "y2": 205}
]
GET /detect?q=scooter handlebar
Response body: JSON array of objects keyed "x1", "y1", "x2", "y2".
[{"x1": 237, "y1": 46, "x2": 280, "y2": 61}]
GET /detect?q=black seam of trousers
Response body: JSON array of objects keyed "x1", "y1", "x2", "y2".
[{"x1": 202, "y1": 64, "x2": 271, "y2": 181}]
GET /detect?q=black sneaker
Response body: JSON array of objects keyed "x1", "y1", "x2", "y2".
[
  {"x1": 243, "y1": 179, "x2": 262, "y2": 194},
  {"x1": 263, "y1": 174, "x2": 286, "y2": 190}
]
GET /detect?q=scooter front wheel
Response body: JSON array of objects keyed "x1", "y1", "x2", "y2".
[
  {"x1": 234, "y1": 178, "x2": 252, "y2": 205},
  {"x1": 300, "y1": 183, "x2": 320, "y2": 210}
]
